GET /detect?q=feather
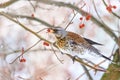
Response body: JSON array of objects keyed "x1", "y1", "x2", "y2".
[
  {"x1": 83, "y1": 38, "x2": 103, "y2": 45},
  {"x1": 87, "y1": 45, "x2": 111, "y2": 61}
]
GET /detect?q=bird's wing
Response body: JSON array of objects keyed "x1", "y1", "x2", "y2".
[
  {"x1": 66, "y1": 32, "x2": 112, "y2": 61},
  {"x1": 83, "y1": 38, "x2": 103, "y2": 45},
  {"x1": 67, "y1": 32, "x2": 93, "y2": 52},
  {"x1": 67, "y1": 32, "x2": 102, "y2": 45},
  {"x1": 67, "y1": 32, "x2": 101, "y2": 54},
  {"x1": 67, "y1": 32, "x2": 87, "y2": 43},
  {"x1": 67, "y1": 32, "x2": 102, "y2": 54}
]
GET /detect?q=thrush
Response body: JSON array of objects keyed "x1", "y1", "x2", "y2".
[{"x1": 49, "y1": 27, "x2": 112, "y2": 62}]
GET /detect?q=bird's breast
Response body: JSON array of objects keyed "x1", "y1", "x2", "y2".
[
  {"x1": 56, "y1": 39, "x2": 66, "y2": 48},
  {"x1": 55, "y1": 39, "x2": 86, "y2": 55}
]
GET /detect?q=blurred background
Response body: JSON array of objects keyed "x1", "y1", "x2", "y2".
[{"x1": 0, "y1": 0, "x2": 120, "y2": 80}]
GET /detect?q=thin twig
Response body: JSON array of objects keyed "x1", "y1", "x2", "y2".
[
  {"x1": 76, "y1": 69, "x2": 90, "y2": 80},
  {"x1": 1, "y1": 11, "x2": 117, "y2": 44},
  {"x1": 4, "y1": 48, "x2": 59, "y2": 55},
  {"x1": 36, "y1": 0, "x2": 118, "y2": 44},
  {"x1": 102, "y1": 0, "x2": 120, "y2": 19},
  {"x1": 25, "y1": 40, "x2": 41, "y2": 53},
  {"x1": 92, "y1": 0, "x2": 105, "y2": 24},
  {"x1": 3, "y1": 12, "x2": 110, "y2": 68},
  {"x1": 81, "y1": 65, "x2": 93, "y2": 80},
  {"x1": 36, "y1": 28, "x2": 48, "y2": 33},
  {"x1": 76, "y1": 60, "x2": 106, "y2": 80},
  {"x1": 0, "y1": 12, "x2": 51, "y2": 44},
  {"x1": 0, "y1": 12, "x2": 54, "y2": 28},
  {"x1": 66, "y1": 54, "x2": 107, "y2": 72},
  {"x1": 82, "y1": 59, "x2": 105, "y2": 70},
  {"x1": 65, "y1": 10, "x2": 77, "y2": 30},
  {"x1": 76, "y1": 43, "x2": 117, "y2": 80},
  {"x1": 9, "y1": 39, "x2": 41, "y2": 64},
  {"x1": 28, "y1": 0, "x2": 36, "y2": 12},
  {"x1": 0, "y1": 0, "x2": 18, "y2": 8},
  {"x1": 51, "y1": 45, "x2": 64, "y2": 64}
]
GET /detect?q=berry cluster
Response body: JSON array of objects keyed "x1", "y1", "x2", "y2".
[
  {"x1": 106, "y1": 5, "x2": 117, "y2": 13},
  {"x1": 19, "y1": 47, "x2": 26, "y2": 63},
  {"x1": 79, "y1": 14, "x2": 91, "y2": 29}
]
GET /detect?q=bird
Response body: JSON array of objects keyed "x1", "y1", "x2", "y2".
[{"x1": 48, "y1": 27, "x2": 113, "y2": 63}]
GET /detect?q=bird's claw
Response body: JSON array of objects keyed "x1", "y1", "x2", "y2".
[
  {"x1": 72, "y1": 55, "x2": 78, "y2": 63},
  {"x1": 61, "y1": 52, "x2": 64, "y2": 54}
]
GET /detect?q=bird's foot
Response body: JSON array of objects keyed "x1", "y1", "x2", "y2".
[
  {"x1": 72, "y1": 55, "x2": 79, "y2": 64},
  {"x1": 61, "y1": 52, "x2": 64, "y2": 54}
]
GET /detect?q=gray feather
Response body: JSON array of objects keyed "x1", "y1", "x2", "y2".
[
  {"x1": 87, "y1": 45, "x2": 111, "y2": 61},
  {"x1": 84, "y1": 38, "x2": 102, "y2": 45}
]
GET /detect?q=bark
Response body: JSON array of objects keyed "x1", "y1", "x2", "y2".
[{"x1": 101, "y1": 49, "x2": 120, "y2": 80}]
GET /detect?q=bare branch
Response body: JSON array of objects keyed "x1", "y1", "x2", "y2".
[
  {"x1": 0, "y1": 0, "x2": 18, "y2": 8},
  {"x1": 65, "y1": 10, "x2": 77, "y2": 30},
  {"x1": 1, "y1": 12, "x2": 54, "y2": 28},
  {"x1": 51, "y1": 46, "x2": 64, "y2": 64},
  {"x1": 102, "y1": 0, "x2": 120, "y2": 19},
  {"x1": 0, "y1": 12, "x2": 51, "y2": 44},
  {"x1": 66, "y1": 54, "x2": 107, "y2": 72},
  {"x1": 9, "y1": 40, "x2": 41, "y2": 64},
  {"x1": 34, "y1": 0, "x2": 118, "y2": 44},
  {"x1": 81, "y1": 65, "x2": 93, "y2": 80}
]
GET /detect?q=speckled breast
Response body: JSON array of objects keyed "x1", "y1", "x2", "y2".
[{"x1": 55, "y1": 39, "x2": 86, "y2": 55}]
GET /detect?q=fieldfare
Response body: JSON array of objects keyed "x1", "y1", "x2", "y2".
[{"x1": 48, "y1": 27, "x2": 112, "y2": 62}]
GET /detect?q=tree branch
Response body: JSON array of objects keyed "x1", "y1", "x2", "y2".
[
  {"x1": 101, "y1": 49, "x2": 120, "y2": 80},
  {"x1": 66, "y1": 54, "x2": 107, "y2": 72},
  {"x1": 81, "y1": 65, "x2": 93, "y2": 80},
  {"x1": 102, "y1": 0, "x2": 120, "y2": 19},
  {"x1": 36, "y1": 0, "x2": 118, "y2": 44},
  {"x1": 3, "y1": 12, "x2": 54, "y2": 28},
  {"x1": 0, "y1": 0, "x2": 18, "y2": 8},
  {"x1": 0, "y1": 12, "x2": 51, "y2": 44}
]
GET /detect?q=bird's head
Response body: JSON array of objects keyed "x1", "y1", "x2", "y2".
[{"x1": 48, "y1": 27, "x2": 67, "y2": 39}]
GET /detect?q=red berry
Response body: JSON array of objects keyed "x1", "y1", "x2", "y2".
[
  {"x1": 79, "y1": 24, "x2": 85, "y2": 28},
  {"x1": 112, "y1": 5, "x2": 117, "y2": 9},
  {"x1": 43, "y1": 41, "x2": 49, "y2": 46},
  {"x1": 20, "y1": 58, "x2": 26, "y2": 62},
  {"x1": 19, "y1": 47, "x2": 26, "y2": 63},
  {"x1": 47, "y1": 29, "x2": 51, "y2": 32},
  {"x1": 79, "y1": 17, "x2": 83, "y2": 20},
  {"x1": 86, "y1": 14, "x2": 91, "y2": 21},
  {"x1": 22, "y1": 59, "x2": 26, "y2": 62},
  {"x1": 106, "y1": 6, "x2": 112, "y2": 13},
  {"x1": 31, "y1": 14, "x2": 34, "y2": 17}
]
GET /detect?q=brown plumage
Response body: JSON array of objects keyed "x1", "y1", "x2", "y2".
[{"x1": 50, "y1": 27, "x2": 112, "y2": 62}]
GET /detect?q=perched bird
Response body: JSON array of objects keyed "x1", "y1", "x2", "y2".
[{"x1": 48, "y1": 27, "x2": 112, "y2": 62}]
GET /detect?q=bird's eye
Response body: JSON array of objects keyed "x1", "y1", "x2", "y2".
[{"x1": 53, "y1": 29, "x2": 58, "y2": 33}]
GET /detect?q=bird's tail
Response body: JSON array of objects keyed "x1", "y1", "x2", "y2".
[
  {"x1": 88, "y1": 45, "x2": 116, "y2": 64},
  {"x1": 99, "y1": 53, "x2": 116, "y2": 64},
  {"x1": 100, "y1": 54, "x2": 111, "y2": 61}
]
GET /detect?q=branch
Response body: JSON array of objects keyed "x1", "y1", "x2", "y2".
[
  {"x1": 0, "y1": 12, "x2": 51, "y2": 44},
  {"x1": 3, "y1": 12, "x2": 54, "y2": 28},
  {"x1": 65, "y1": 10, "x2": 77, "y2": 30},
  {"x1": 36, "y1": 0, "x2": 118, "y2": 44},
  {"x1": 4, "y1": 48, "x2": 59, "y2": 55},
  {"x1": 102, "y1": 0, "x2": 120, "y2": 19},
  {"x1": 9, "y1": 39, "x2": 41, "y2": 64},
  {"x1": 81, "y1": 65, "x2": 93, "y2": 80},
  {"x1": 0, "y1": 0, "x2": 18, "y2": 8},
  {"x1": 66, "y1": 54, "x2": 107, "y2": 72},
  {"x1": 0, "y1": 11, "x2": 108, "y2": 72},
  {"x1": 101, "y1": 49, "x2": 120, "y2": 80}
]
